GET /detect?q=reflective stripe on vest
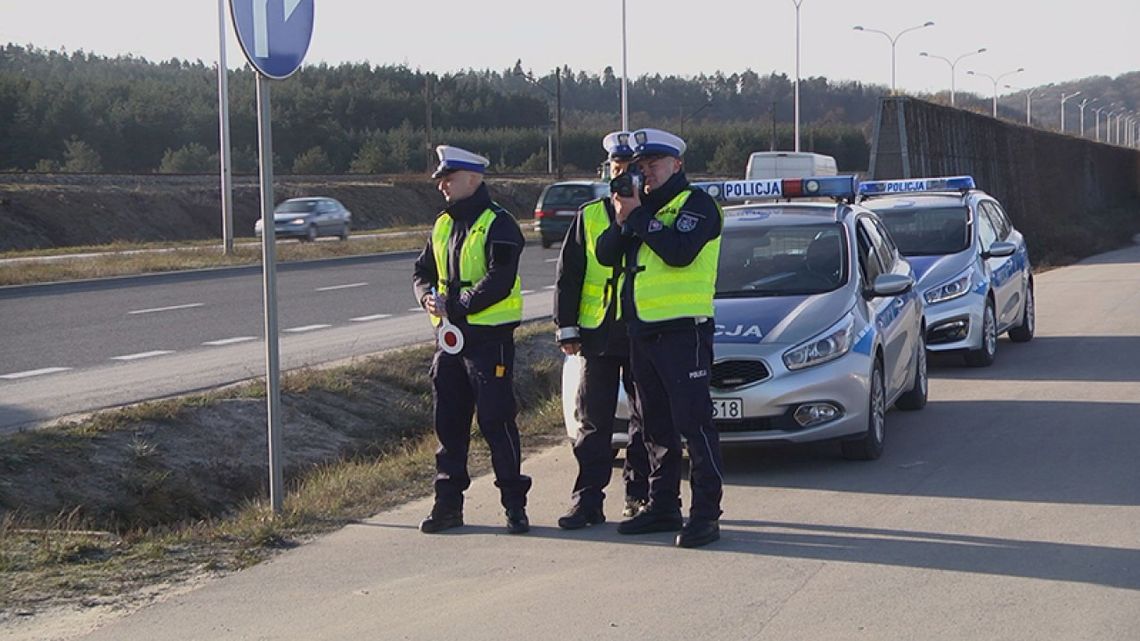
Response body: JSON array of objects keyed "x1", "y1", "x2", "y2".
[
  {"x1": 577, "y1": 200, "x2": 623, "y2": 329},
  {"x1": 430, "y1": 208, "x2": 523, "y2": 327},
  {"x1": 633, "y1": 189, "x2": 722, "y2": 322}
]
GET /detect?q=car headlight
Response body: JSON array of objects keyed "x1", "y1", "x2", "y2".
[
  {"x1": 783, "y1": 313, "x2": 855, "y2": 371},
  {"x1": 924, "y1": 269, "x2": 972, "y2": 305}
]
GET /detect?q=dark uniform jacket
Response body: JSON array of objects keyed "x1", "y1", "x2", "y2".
[
  {"x1": 554, "y1": 198, "x2": 628, "y2": 358},
  {"x1": 412, "y1": 183, "x2": 525, "y2": 345},
  {"x1": 595, "y1": 171, "x2": 722, "y2": 337}
]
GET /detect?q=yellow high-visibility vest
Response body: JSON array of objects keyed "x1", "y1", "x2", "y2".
[
  {"x1": 577, "y1": 200, "x2": 623, "y2": 329},
  {"x1": 632, "y1": 189, "x2": 721, "y2": 322},
  {"x1": 430, "y1": 208, "x2": 522, "y2": 327}
]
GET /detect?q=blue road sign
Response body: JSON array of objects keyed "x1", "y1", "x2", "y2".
[{"x1": 230, "y1": 0, "x2": 315, "y2": 79}]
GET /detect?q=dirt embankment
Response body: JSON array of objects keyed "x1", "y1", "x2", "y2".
[{"x1": 0, "y1": 174, "x2": 553, "y2": 252}]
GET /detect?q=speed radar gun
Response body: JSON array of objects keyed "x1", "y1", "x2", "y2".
[{"x1": 431, "y1": 288, "x2": 465, "y2": 354}]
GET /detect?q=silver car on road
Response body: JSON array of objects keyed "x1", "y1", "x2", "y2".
[
  {"x1": 562, "y1": 176, "x2": 928, "y2": 460},
  {"x1": 858, "y1": 176, "x2": 1035, "y2": 367}
]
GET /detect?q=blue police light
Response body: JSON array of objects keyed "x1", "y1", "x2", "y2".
[
  {"x1": 858, "y1": 175, "x2": 976, "y2": 195},
  {"x1": 692, "y1": 176, "x2": 856, "y2": 202}
]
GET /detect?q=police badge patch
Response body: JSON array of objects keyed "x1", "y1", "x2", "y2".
[
  {"x1": 648, "y1": 219, "x2": 664, "y2": 233},
  {"x1": 676, "y1": 212, "x2": 699, "y2": 233}
]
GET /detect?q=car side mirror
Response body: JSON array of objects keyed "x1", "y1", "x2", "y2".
[
  {"x1": 866, "y1": 273, "x2": 914, "y2": 299},
  {"x1": 983, "y1": 241, "x2": 1016, "y2": 259}
]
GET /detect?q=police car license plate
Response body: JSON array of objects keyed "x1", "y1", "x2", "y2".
[{"x1": 712, "y1": 398, "x2": 743, "y2": 420}]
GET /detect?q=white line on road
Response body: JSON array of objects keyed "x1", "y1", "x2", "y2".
[
  {"x1": 350, "y1": 314, "x2": 392, "y2": 322},
  {"x1": 111, "y1": 350, "x2": 175, "y2": 361},
  {"x1": 544, "y1": 285, "x2": 556, "y2": 290},
  {"x1": 316, "y1": 282, "x2": 369, "y2": 292},
  {"x1": 407, "y1": 307, "x2": 423, "y2": 312},
  {"x1": 284, "y1": 324, "x2": 332, "y2": 333},
  {"x1": 128, "y1": 303, "x2": 204, "y2": 315},
  {"x1": 544, "y1": 258, "x2": 558, "y2": 263},
  {"x1": 520, "y1": 289, "x2": 535, "y2": 295},
  {"x1": 202, "y1": 336, "x2": 259, "y2": 346},
  {"x1": 0, "y1": 367, "x2": 73, "y2": 380}
]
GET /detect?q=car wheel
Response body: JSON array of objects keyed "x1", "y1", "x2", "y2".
[
  {"x1": 1008, "y1": 283, "x2": 1035, "y2": 343},
  {"x1": 338, "y1": 224, "x2": 350, "y2": 241},
  {"x1": 841, "y1": 359, "x2": 886, "y2": 461},
  {"x1": 895, "y1": 332, "x2": 927, "y2": 411},
  {"x1": 302, "y1": 225, "x2": 318, "y2": 242},
  {"x1": 964, "y1": 299, "x2": 997, "y2": 367},
  {"x1": 541, "y1": 237, "x2": 553, "y2": 249}
]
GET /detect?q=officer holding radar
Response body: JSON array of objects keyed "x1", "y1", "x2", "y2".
[
  {"x1": 412, "y1": 145, "x2": 531, "y2": 535},
  {"x1": 553, "y1": 131, "x2": 651, "y2": 530},
  {"x1": 595, "y1": 128, "x2": 725, "y2": 548}
]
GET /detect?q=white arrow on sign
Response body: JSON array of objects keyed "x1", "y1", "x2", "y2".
[{"x1": 253, "y1": 0, "x2": 305, "y2": 58}]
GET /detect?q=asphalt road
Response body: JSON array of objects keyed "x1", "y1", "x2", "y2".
[
  {"x1": 61, "y1": 242, "x2": 1140, "y2": 641},
  {"x1": 0, "y1": 244, "x2": 562, "y2": 431}
]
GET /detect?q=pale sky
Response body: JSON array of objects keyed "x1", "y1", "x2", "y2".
[{"x1": 2, "y1": 0, "x2": 1137, "y2": 98}]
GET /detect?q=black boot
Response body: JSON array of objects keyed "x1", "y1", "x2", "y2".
[
  {"x1": 506, "y1": 507, "x2": 530, "y2": 534},
  {"x1": 675, "y1": 518, "x2": 720, "y2": 548},
  {"x1": 616, "y1": 506, "x2": 683, "y2": 535},
  {"x1": 557, "y1": 505, "x2": 606, "y2": 530},
  {"x1": 419, "y1": 509, "x2": 464, "y2": 534}
]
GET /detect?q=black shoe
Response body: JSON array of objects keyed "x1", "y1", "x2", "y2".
[
  {"x1": 622, "y1": 497, "x2": 648, "y2": 518},
  {"x1": 420, "y1": 510, "x2": 463, "y2": 534},
  {"x1": 675, "y1": 519, "x2": 720, "y2": 548},
  {"x1": 616, "y1": 507, "x2": 683, "y2": 535},
  {"x1": 506, "y1": 507, "x2": 530, "y2": 534},
  {"x1": 557, "y1": 505, "x2": 606, "y2": 530}
]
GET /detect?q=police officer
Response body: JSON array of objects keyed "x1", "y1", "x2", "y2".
[
  {"x1": 412, "y1": 145, "x2": 531, "y2": 535},
  {"x1": 596, "y1": 128, "x2": 725, "y2": 548},
  {"x1": 554, "y1": 131, "x2": 651, "y2": 530}
]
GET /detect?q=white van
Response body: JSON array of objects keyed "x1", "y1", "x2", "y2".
[{"x1": 745, "y1": 151, "x2": 837, "y2": 180}]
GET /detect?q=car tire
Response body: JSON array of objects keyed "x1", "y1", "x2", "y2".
[
  {"x1": 338, "y1": 224, "x2": 350, "y2": 241},
  {"x1": 302, "y1": 225, "x2": 318, "y2": 242},
  {"x1": 1008, "y1": 283, "x2": 1035, "y2": 343},
  {"x1": 541, "y1": 237, "x2": 553, "y2": 249},
  {"x1": 841, "y1": 359, "x2": 886, "y2": 461},
  {"x1": 895, "y1": 332, "x2": 928, "y2": 411},
  {"x1": 964, "y1": 299, "x2": 997, "y2": 367}
]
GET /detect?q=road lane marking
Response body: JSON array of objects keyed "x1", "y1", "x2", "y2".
[
  {"x1": 128, "y1": 303, "x2": 204, "y2": 315},
  {"x1": 350, "y1": 314, "x2": 392, "y2": 322},
  {"x1": 111, "y1": 350, "x2": 174, "y2": 361},
  {"x1": 0, "y1": 367, "x2": 73, "y2": 380},
  {"x1": 544, "y1": 258, "x2": 558, "y2": 263},
  {"x1": 544, "y1": 285, "x2": 556, "y2": 290},
  {"x1": 407, "y1": 307, "x2": 423, "y2": 312},
  {"x1": 520, "y1": 289, "x2": 535, "y2": 295},
  {"x1": 316, "y1": 282, "x2": 368, "y2": 292},
  {"x1": 202, "y1": 336, "x2": 259, "y2": 346},
  {"x1": 284, "y1": 324, "x2": 332, "y2": 333}
]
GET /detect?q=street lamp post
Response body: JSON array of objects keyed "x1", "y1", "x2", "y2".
[
  {"x1": 519, "y1": 68, "x2": 563, "y2": 178},
  {"x1": 920, "y1": 47, "x2": 986, "y2": 106},
  {"x1": 967, "y1": 67, "x2": 1023, "y2": 118},
  {"x1": 679, "y1": 99, "x2": 714, "y2": 137},
  {"x1": 1005, "y1": 84, "x2": 1045, "y2": 126},
  {"x1": 1060, "y1": 91, "x2": 1082, "y2": 133},
  {"x1": 1077, "y1": 98, "x2": 1098, "y2": 138},
  {"x1": 852, "y1": 21, "x2": 935, "y2": 95},
  {"x1": 621, "y1": 0, "x2": 628, "y2": 131},
  {"x1": 1091, "y1": 105, "x2": 1109, "y2": 141},
  {"x1": 792, "y1": 0, "x2": 804, "y2": 151},
  {"x1": 1105, "y1": 109, "x2": 1119, "y2": 144}
]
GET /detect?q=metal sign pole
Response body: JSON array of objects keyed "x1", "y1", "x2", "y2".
[{"x1": 256, "y1": 74, "x2": 284, "y2": 515}]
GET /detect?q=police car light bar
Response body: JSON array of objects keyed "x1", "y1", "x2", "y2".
[
  {"x1": 857, "y1": 175, "x2": 976, "y2": 196},
  {"x1": 693, "y1": 175, "x2": 857, "y2": 202}
]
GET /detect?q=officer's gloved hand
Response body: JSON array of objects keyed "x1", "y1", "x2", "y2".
[
  {"x1": 559, "y1": 340, "x2": 581, "y2": 356},
  {"x1": 423, "y1": 292, "x2": 447, "y2": 318}
]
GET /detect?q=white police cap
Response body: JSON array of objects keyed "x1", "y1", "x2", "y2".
[
  {"x1": 631, "y1": 128, "x2": 687, "y2": 158},
  {"x1": 602, "y1": 131, "x2": 635, "y2": 160},
  {"x1": 431, "y1": 145, "x2": 490, "y2": 179}
]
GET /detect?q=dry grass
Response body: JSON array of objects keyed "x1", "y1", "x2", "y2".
[{"x1": 0, "y1": 321, "x2": 565, "y2": 616}]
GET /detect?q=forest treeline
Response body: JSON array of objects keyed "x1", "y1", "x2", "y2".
[{"x1": 2, "y1": 44, "x2": 1135, "y2": 175}]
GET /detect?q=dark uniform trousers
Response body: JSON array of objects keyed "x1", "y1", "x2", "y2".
[
  {"x1": 628, "y1": 321, "x2": 724, "y2": 521},
  {"x1": 430, "y1": 335, "x2": 532, "y2": 512},
  {"x1": 570, "y1": 353, "x2": 649, "y2": 509}
]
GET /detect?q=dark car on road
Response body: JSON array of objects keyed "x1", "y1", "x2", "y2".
[
  {"x1": 254, "y1": 197, "x2": 352, "y2": 242},
  {"x1": 533, "y1": 181, "x2": 609, "y2": 248}
]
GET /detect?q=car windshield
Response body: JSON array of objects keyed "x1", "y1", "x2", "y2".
[
  {"x1": 541, "y1": 185, "x2": 596, "y2": 208},
  {"x1": 276, "y1": 200, "x2": 319, "y2": 213},
  {"x1": 716, "y1": 223, "x2": 847, "y2": 297},
  {"x1": 874, "y1": 205, "x2": 969, "y2": 256}
]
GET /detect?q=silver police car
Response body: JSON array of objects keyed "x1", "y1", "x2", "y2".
[
  {"x1": 562, "y1": 176, "x2": 928, "y2": 460},
  {"x1": 858, "y1": 176, "x2": 1034, "y2": 367}
]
